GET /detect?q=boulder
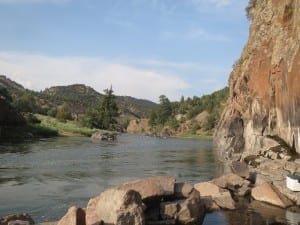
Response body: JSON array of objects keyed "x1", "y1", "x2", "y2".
[
  {"x1": 212, "y1": 190, "x2": 236, "y2": 210},
  {"x1": 118, "y1": 176, "x2": 175, "y2": 202},
  {"x1": 86, "y1": 188, "x2": 145, "y2": 225},
  {"x1": 176, "y1": 191, "x2": 205, "y2": 225},
  {"x1": 160, "y1": 202, "x2": 178, "y2": 220},
  {"x1": 57, "y1": 206, "x2": 85, "y2": 225},
  {"x1": 194, "y1": 181, "x2": 235, "y2": 210},
  {"x1": 194, "y1": 182, "x2": 221, "y2": 197},
  {"x1": 0, "y1": 214, "x2": 34, "y2": 225},
  {"x1": 212, "y1": 173, "x2": 245, "y2": 189},
  {"x1": 231, "y1": 161, "x2": 250, "y2": 179},
  {"x1": 251, "y1": 183, "x2": 293, "y2": 208},
  {"x1": 86, "y1": 195, "x2": 102, "y2": 225},
  {"x1": 91, "y1": 132, "x2": 117, "y2": 141},
  {"x1": 174, "y1": 183, "x2": 194, "y2": 198}
]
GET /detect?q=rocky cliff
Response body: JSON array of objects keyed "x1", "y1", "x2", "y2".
[{"x1": 214, "y1": 0, "x2": 300, "y2": 159}]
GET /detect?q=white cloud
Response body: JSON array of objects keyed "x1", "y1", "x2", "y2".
[
  {"x1": 0, "y1": 51, "x2": 189, "y2": 102},
  {"x1": 161, "y1": 28, "x2": 231, "y2": 42}
]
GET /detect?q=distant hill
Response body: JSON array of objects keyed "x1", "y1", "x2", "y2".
[{"x1": 0, "y1": 75, "x2": 158, "y2": 125}]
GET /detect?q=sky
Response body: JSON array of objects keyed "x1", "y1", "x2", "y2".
[{"x1": 0, "y1": 0, "x2": 250, "y2": 102}]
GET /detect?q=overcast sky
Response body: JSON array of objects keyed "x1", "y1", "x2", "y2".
[{"x1": 0, "y1": 0, "x2": 249, "y2": 102}]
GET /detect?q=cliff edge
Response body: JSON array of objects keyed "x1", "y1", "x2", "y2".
[{"x1": 214, "y1": 0, "x2": 300, "y2": 159}]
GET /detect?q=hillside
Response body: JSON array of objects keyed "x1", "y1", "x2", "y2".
[
  {"x1": 0, "y1": 76, "x2": 158, "y2": 130},
  {"x1": 215, "y1": 0, "x2": 300, "y2": 158},
  {"x1": 128, "y1": 87, "x2": 229, "y2": 138}
]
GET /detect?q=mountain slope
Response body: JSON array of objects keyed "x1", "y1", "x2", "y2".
[
  {"x1": 214, "y1": 0, "x2": 300, "y2": 158},
  {"x1": 0, "y1": 76, "x2": 158, "y2": 123}
]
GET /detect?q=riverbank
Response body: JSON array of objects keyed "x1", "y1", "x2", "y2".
[{"x1": 7, "y1": 163, "x2": 300, "y2": 225}]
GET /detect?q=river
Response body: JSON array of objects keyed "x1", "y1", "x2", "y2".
[{"x1": 0, "y1": 134, "x2": 294, "y2": 224}]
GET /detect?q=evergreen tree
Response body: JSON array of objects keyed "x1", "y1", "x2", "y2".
[{"x1": 98, "y1": 86, "x2": 119, "y2": 130}]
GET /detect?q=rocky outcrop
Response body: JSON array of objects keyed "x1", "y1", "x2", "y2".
[
  {"x1": 214, "y1": 0, "x2": 300, "y2": 158},
  {"x1": 57, "y1": 206, "x2": 85, "y2": 225},
  {"x1": 127, "y1": 119, "x2": 151, "y2": 134}
]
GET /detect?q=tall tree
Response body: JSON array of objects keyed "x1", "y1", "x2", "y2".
[{"x1": 99, "y1": 86, "x2": 119, "y2": 130}]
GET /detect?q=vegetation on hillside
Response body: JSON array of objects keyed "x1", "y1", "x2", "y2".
[
  {"x1": 81, "y1": 87, "x2": 120, "y2": 130},
  {"x1": 148, "y1": 87, "x2": 229, "y2": 137}
]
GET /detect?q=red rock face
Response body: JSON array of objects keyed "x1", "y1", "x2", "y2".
[{"x1": 214, "y1": 0, "x2": 300, "y2": 158}]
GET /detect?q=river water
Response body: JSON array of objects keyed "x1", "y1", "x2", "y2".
[{"x1": 0, "y1": 134, "x2": 295, "y2": 224}]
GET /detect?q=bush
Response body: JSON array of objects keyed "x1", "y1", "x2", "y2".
[
  {"x1": 56, "y1": 103, "x2": 72, "y2": 122},
  {"x1": 47, "y1": 107, "x2": 58, "y2": 117},
  {"x1": 24, "y1": 113, "x2": 41, "y2": 124}
]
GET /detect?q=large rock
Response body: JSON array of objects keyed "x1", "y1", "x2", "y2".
[
  {"x1": 194, "y1": 182, "x2": 220, "y2": 197},
  {"x1": 212, "y1": 173, "x2": 245, "y2": 189},
  {"x1": 0, "y1": 214, "x2": 34, "y2": 225},
  {"x1": 251, "y1": 183, "x2": 293, "y2": 208},
  {"x1": 214, "y1": 0, "x2": 300, "y2": 158},
  {"x1": 194, "y1": 182, "x2": 235, "y2": 210},
  {"x1": 118, "y1": 176, "x2": 175, "y2": 202},
  {"x1": 86, "y1": 195, "x2": 102, "y2": 225},
  {"x1": 86, "y1": 188, "x2": 145, "y2": 225},
  {"x1": 176, "y1": 192, "x2": 205, "y2": 225},
  {"x1": 174, "y1": 182, "x2": 194, "y2": 198},
  {"x1": 57, "y1": 206, "x2": 85, "y2": 225},
  {"x1": 231, "y1": 161, "x2": 250, "y2": 179}
]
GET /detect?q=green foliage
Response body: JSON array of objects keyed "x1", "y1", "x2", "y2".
[
  {"x1": 81, "y1": 87, "x2": 119, "y2": 130},
  {"x1": 56, "y1": 103, "x2": 72, "y2": 122},
  {"x1": 38, "y1": 114, "x2": 99, "y2": 137},
  {"x1": 13, "y1": 92, "x2": 37, "y2": 113},
  {"x1": 148, "y1": 95, "x2": 173, "y2": 127},
  {"x1": 24, "y1": 113, "x2": 41, "y2": 124},
  {"x1": 47, "y1": 107, "x2": 58, "y2": 117},
  {"x1": 98, "y1": 87, "x2": 119, "y2": 129},
  {"x1": 203, "y1": 112, "x2": 218, "y2": 131},
  {"x1": 0, "y1": 87, "x2": 12, "y2": 103}
]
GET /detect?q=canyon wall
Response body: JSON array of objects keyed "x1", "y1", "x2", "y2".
[{"x1": 214, "y1": 0, "x2": 300, "y2": 159}]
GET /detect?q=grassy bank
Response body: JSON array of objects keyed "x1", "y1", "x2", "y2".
[
  {"x1": 0, "y1": 123, "x2": 58, "y2": 141},
  {"x1": 36, "y1": 114, "x2": 102, "y2": 137},
  {"x1": 176, "y1": 130, "x2": 213, "y2": 140}
]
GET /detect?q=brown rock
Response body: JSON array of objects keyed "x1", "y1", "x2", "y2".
[
  {"x1": 177, "y1": 192, "x2": 205, "y2": 225},
  {"x1": 174, "y1": 182, "x2": 194, "y2": 198},
  {"x1": 231, "y1": 161, "x2": 250, "y2": 179},
  {"x1": 213, "y1": 190, "x2": 236, "y2": 210},
  {"x1": 57, "y1": 206, "x2": 85, "y2": 225},
  {"x1": 251, "y1": 183, "x2": 293, "y2": 208},
  {"x1": 200, "y1": 197, "x2": 220, "y2": 212},
  {"x1": 194, "y1": 182, "x2": 221, "y2": 197},
  {"x1": 95, "y1": 188, "x2": 145, "y2": 225},
  {"x1": 86, "y1": 195, "x2": 102, "y2": 225},
  {"x1": 118, "y1": 176, "x2": 175, "y2": 202},
  {"x1": 0, "y1": 214, "x2": 34, "y2": 225},
  {"x1": 214, "y1": 0, "x2": 300, "y2": 159},
  {"x1": 160, "y1": 202, "x2": 178, "y2": 220},
  {"x1": 212, "y1": 173, "x2": 245, "y2": 189}
]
